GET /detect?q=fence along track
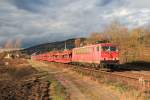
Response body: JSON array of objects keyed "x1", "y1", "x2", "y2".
[{"x1": 71, "y1": 66, "x2": 150, "y2": 91}]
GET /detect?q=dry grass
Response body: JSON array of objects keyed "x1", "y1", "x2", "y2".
[
  {"x1": 72, "y1": 66, "x2": 150, "y2": 100},
  {"x1": 50, "y1": 78, "x2": 70, "y2": 100},
  {"x1": 7, "y1": 65, "x2": 37, "y2": 79}
]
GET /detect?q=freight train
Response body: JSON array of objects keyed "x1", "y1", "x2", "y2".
[{"x1": 32, "y1": 43, "x2": 119, "y2": 69}]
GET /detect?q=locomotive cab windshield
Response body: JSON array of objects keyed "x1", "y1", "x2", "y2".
[{"x1": 102, "y1": 46, "x2": 118, "y2": 51}]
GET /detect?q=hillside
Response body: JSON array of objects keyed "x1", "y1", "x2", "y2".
[{"x1": 21, "y1": 38, "x2": 86, "y2": 55}]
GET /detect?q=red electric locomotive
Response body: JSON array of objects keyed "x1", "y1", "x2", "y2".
[{"x1": 72, "y1": 43, "x2": 119, "y2": 68}]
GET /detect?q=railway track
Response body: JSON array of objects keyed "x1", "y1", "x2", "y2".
[{"x1": 68, "y1": 64, "x2": 150, "y2": 92}]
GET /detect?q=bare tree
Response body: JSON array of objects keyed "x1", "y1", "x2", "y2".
[
  {"x1": 14, "y1": 38, "x2": 22, "y2": 48},
  {"x1": 105, "y1": 20, "x2": 128, "y2": 44},
  {"x1": 4, "y1": 39, "x2": 14, "y2": 49},
  {"x1": 75, "y1": 38, "x2": 81, "y2": 47},
  {"x1": 104, "y1": 21, "x2": 150, "y2": 63},
  {"x1": 85, "y1": 32, "x2": 104, "y2": 45}
]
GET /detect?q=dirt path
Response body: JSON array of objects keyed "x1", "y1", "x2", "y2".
[{"x1": 29, "y1": 60, "x2": 119, "y2": 100}]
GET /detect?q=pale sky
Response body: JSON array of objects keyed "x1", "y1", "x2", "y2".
[{"x1": 0, "y1": 0, "x2": 150, "y2": 47}]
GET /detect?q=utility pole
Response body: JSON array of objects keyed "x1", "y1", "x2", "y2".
[{"x1": 64, "y1": 41, "x2": 67, "y2": 50}]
